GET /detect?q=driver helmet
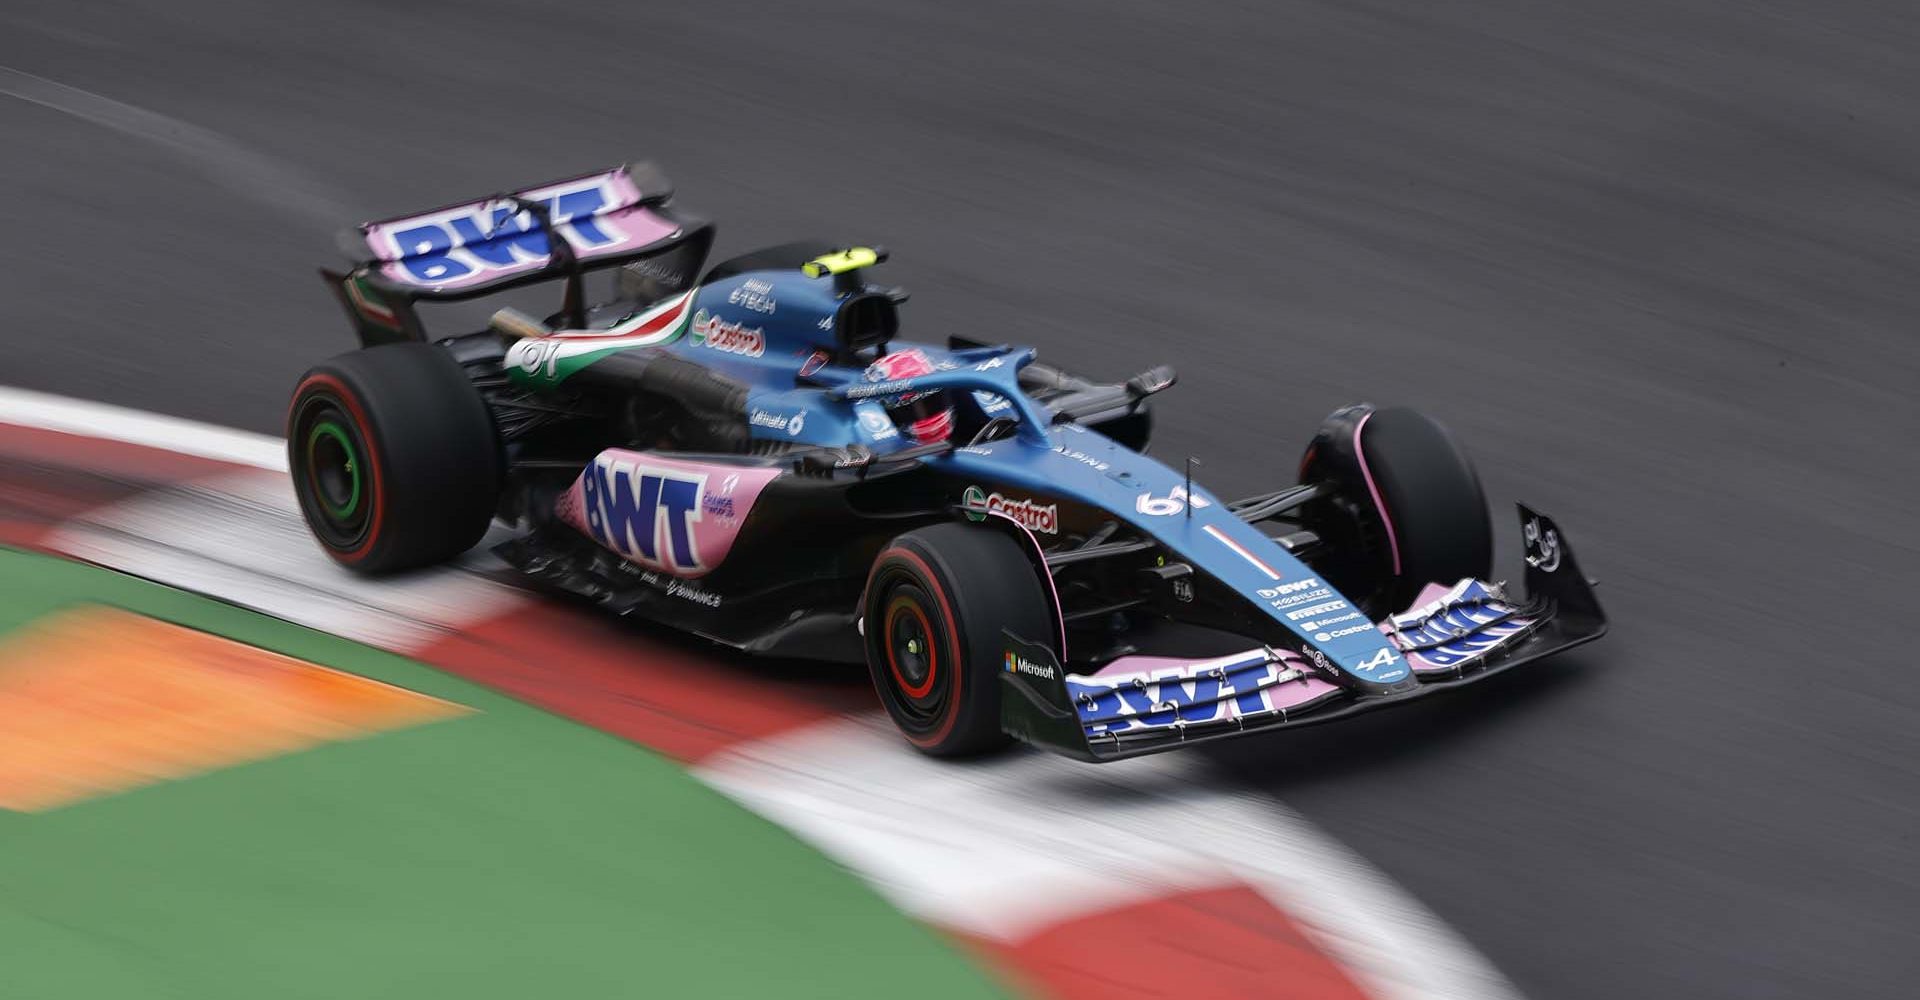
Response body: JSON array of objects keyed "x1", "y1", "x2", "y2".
[{"x1": 862, "y1": 348, "x2": 954, "y2": 444}]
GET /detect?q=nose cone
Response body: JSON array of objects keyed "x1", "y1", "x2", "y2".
[{"x1": 1253, "y1": 577, "x2": 1410, "y2": 688}]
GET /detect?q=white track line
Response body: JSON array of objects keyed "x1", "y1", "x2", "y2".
[
  {"x1": 0, "y1": 386, "x2": 1525, "y2": 1000},
  {"x1": 0, "y1": 386, "x2": 286, "y2": 470},
  {"x1": 52, "y1": 470, "x2": 523, "y2": 651}
]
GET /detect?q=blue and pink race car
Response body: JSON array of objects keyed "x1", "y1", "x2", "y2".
[{"x1": 287, "y1": 161, "x2": 1607, "y2": 761}]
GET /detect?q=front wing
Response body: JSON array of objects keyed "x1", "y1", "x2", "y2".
[{"x1": 998, "y1": 504, "x2": 1607, "y2": 762}]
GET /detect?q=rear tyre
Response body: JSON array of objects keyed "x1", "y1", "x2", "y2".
[
  {"x1": 1300, "y1": 405, "x2": 1491, "y2": 613},
  {"x1": 862, "y1": 522, "x2": 1055, "y2": 757},
  {"x1": 287, "y1": 343, "x2": 502, "y2": 574}
]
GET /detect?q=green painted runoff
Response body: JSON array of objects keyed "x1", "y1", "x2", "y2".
[{"x1": 0, "y1": 549, "x2": 1006, "y2": 1000}]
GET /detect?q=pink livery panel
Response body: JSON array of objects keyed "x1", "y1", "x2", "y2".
[{"x1": 557, "y1": 449, "x2": 784, "y2": 578}]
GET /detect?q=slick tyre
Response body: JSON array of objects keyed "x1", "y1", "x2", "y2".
[
  {"x1": 1301, "y1": 405, "x2": 1491, "y2": 612},
  {"x1": 863, "y1": 522, "x2": 1055, "y2": 757},
  {"x1": 288, "y1": 343, "x2": 502, "y2": 575}
]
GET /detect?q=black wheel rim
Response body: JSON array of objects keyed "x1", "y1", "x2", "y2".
[
  {"x1": 887, "y1": 597, "x2": 935, "y2": 693},
  {"x1": 291, "y1": 395, "x2": 373, "y2": 550},
  {"x1": 874, "y1": 576, "x2": 951, "y2": 731},
  {"x1": 307, "y1": 419, "x2": 362, "y2": 520}
]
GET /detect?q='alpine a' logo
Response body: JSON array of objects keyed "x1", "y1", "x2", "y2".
[{"x1": 1353, "y1": 647, "x2": 1399, "y2": 673}]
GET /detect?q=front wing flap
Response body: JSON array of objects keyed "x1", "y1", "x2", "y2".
[{"x1": 999, "y1": 503, "x2": 1607, "y2": 762}]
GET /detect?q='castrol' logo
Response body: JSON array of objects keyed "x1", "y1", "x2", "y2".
[
  {"x1": 962, "y1": 485, "x2": 1059, "y2": 534},
  {"x1": 690, "y1": 309, "x2": 766, "y2": 357}
]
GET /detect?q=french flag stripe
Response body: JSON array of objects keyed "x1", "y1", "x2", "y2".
[{"x1": 1203, "y1": 524, "x2": 1281, "y2": 580}]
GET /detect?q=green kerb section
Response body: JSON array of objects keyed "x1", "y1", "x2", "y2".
[{"x1": 0, "y1": 550, "x2": 1006, "y2": 1000}]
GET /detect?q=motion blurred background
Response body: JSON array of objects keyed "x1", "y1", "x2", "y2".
[{"x1": 3, "y1": 1, "x2": 1917, "y2": 997}]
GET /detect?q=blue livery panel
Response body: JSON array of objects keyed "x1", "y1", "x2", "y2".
[{"x1": 942, "y1": 425, "x2": 1411, "y2": 686}]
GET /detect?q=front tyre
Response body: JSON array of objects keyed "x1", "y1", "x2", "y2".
[
  {"x1": 288, "y1": 343, "x2": 502, "y2": 574},
  {"x1": 1300, "y1": 404, "x2": 1491, "y2": 613},
  {"x1": 862, "y1": 522, "x2": 1055, "y2": 757}
]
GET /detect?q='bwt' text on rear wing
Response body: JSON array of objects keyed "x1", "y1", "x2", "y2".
[{"x1": 320, "y1": 161, "x2": 715, "y2": 346}]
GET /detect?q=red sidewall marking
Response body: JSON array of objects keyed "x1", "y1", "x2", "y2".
[{"x1": 290, "y1": 374, "x2": 387, "y2": 564}]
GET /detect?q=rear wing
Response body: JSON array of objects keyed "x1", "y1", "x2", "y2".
[{"x1": 321, "y1": 161, "x2": 715, "y2": 345}]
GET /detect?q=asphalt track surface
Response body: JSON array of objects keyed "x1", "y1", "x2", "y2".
[{"x1": 2, "y1": 2, "x2": 1916, "y2": 997}]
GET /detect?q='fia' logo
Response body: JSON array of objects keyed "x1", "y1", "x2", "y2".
[{"x1": 581, "y1": 456, "x2": 705, "y2": 572}]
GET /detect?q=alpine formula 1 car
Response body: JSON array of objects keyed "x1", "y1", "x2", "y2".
[{"x1": 289, "y1": 162, "x2": 1607, "y2": 761}]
